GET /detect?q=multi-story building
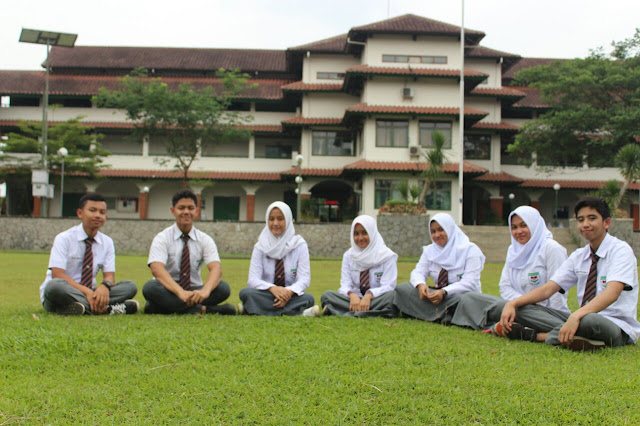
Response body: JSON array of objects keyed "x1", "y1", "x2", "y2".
[{"x1": 1, "y1": 14, "x2": 638, "y2": 227}]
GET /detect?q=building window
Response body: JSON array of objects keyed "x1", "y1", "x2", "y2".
[
  {"x1": 375, "y1": 180, "x2": 406, "y2": 208},
  {"x1": 382, "y1": 54, "x2": 447, "y2": 64},
  {"x1": 464, "y1": 134, "x2": 491, "y2": 160},
  {"x1": 423, "y1": 181, "x2": 452, "y2": 210},
  {"x1": 317, "y1": 72, "x2": 345, "y2": 80},
  {"x1": 419, "y1": 122, "x2": 452, "y2": 148},
  {"x1": 265, "y1": 145, "x2": 292, "y2": 159},
  {"x1": 500, "y1": 135, "x2": 519, "y2": 165},
  {"x1": 376, "y1": 120, "x2": 409, "y2": 147},
  {"x1": 0, "y1": 96, "x2": 9, "y2": 108},
  {"x1": 312, "y1": 131, "x2": 355, "y2": 156}
]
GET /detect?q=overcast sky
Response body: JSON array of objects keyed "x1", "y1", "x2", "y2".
[{"x1": 2, "y1": 0, "x2": 638, "y2": 70}]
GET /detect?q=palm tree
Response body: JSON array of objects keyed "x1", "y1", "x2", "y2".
[
  {"x1": 417, "y1": 130, "x2": 447, "y2": 206},
  {"x1": 614, "y1": 143, "x2": 640, "y2": 209}
]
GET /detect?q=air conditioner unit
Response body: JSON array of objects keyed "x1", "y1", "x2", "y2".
[
  {"x1": 403, "y1": 87, "x2": 414, "y2": 99},
  {"x1": 409, "y1": 146, "x2": 420, "y2": 157}
]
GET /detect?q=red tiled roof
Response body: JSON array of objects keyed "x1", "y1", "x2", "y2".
[
  {"x1": 281, "y1": 81, "x2": 343, "y2": 92},
  {"x1": 346, "y1": 64, "x2": 487, "y2": 79},
  {"x1": 344, "y1": 159, "x2": 487, "y2": 174},
  {"x1": 519, "y1": 179, "x2": 640, "y2": 190},
  {"x1": 471, "y1": 121, "x2": 520, "y2": 131},
  {"x1": 0, "y1": 119, "x2": 136, "y2": 129},
  {"x1": 466, "y1": 46, "x2": 520, "y2": 59},
  {"x1": 281, "y1": 116, "x2": 344, "y2": 126},
  {"x1": 349, "y1": 14, "x2": 484, "y2": 43},
  {"x1": 97, "y1": 169, "x2": 281, "y2": 181},
  {"x1": 509, "y1": 86, "x2": 549, "y2": 109},
  {"x1": 469, "y1": 87, "x2": 525, "y2": 98},
  {"x1": 0, "y1": 71, "x2": 290, "y2": 100},
  {"x1": 345, "y1": 103, "x2": 489, "y2": 117},
  {"x1": 473, "y1": 172, "x2": 523, "y2": 183},
  {"x1": 288, "y1": 34, "x2": 348, "y2": 53},
  {"x1": 48, "y1": 46, "x2": 288, "y2": 72},
  {"x1": 280, "y1": 167, "x2": 343, "y2": 177},
  {"x1": 503, "y1": 57, "x2": 566, "y2": 81},
  {"x1": 239, "y1": 124, "x2": 283, "y2": 133}
]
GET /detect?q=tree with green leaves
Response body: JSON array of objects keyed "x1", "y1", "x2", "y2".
[
  {"x1": 94, "y1": 68, "x2": 254, "y2": 185},
  {"x1": 508, "y1": 29, "x2": 640, "y2": 169},
  {"x1": 418, "y1": 130, "x2": 447, "y2": 207},
  {"x1": 1, "y1": 116, "x2": 109, "y2": 176},
  {"x1": 614, "y1": 143, "x2": 640, "y2": 209}
]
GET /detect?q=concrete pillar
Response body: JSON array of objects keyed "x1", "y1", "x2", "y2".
[
  {"x1": 631, "y1": 203, "x2": 639, "y2": 231},
  {"x1": 530, "y1": 200, "x2": 540, "y2": 210},
  {"x1": 189, "y1": 185, "x2": 207, "y2": 221},
  {"x1": 248, "y1": 135, "x2": 255, "y2": 159},
  {"x1": 84, "y1": 182, "x2": 99, "y2": 193},
  {"x1": 489, "y1": 196, "x2": 503, "y2": 220},
  {"x1": 135, "y1": 182, "x2": 155, "y2": 220}
]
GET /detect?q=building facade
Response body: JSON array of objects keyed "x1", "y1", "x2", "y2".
[{"x1": 1, "y1": 14, "x2": 638, "y2": 227}]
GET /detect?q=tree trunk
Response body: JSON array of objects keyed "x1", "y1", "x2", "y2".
[
  {"x1": 417, "y1": 180, "x2": 429, "y2": 205},
  {"x1": 615, "y1": 180, "x2": 629, "y2": 210}
]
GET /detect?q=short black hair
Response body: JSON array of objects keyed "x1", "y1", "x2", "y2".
[
  {"x1": 574, "y1": 196, "x2": 611, "y2": 220},
  {"x1": 79, "y1": 193, "x2": 106, "y2": 209},
  {"x1": 172, "y1": 189, "x2": 198, "y2": 207}
]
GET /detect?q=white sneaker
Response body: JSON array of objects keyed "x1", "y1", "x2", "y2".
[
  {"x1": 302, "y1": 305, "x2": 321, "y2": 317},
  {"x1": 237, "y1": 303, "x2": 244, "y2": 315}
]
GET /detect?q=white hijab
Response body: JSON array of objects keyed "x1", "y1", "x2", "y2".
[
  {"x1": 506, "y1": 206, "x2": 552, "y2": 290},
  {"x1": 348, "y1": 215, "x2": 397, "y2": 270},
  {"x1": 255, "y1": 201, "x2": 306, "y2": 259},
  {"x1": 424, "y1": 213, "x2": 485, "y2": 270}
]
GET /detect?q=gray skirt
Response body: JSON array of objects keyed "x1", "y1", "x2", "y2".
[
  {"x1": 320, "y1": 290, "x2": 396, "y2": 318},
  {"x1": 392, "y1": 282, "x2": 462, "y2": 323},
  {"x1": 239, "y1": 287, "x2": 314, "y2": 316},
  {"x1": 449, "y1": 292, "x2": 506, "y2": 330}
]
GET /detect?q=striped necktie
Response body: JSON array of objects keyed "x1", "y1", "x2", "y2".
[
  {"x1": 437, "y1": 268, "x2": 449, "y2": 288},
  {"x1": 179, "y1": 233, "x2": 191, "y2": 290},
  {"x1": 582, "y1": 250, "x2": 599, "y2": 306},
  {"x1": 274, "y1": 259, "x2": 285, "y2": 286},
  {"x1": 80, "y1": 237, "x2": 95, "y2": 288},
  {"x1": 359, "y1": 270, "x2": 370, "y2": 296}
]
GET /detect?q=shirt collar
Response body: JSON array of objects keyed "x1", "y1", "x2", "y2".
[
  {"x1": 172, "y1": 223, "x2": 197, "y2": 241},
  {"x1": 75, "y1": 223, "x2": 103, "y2": 244},
  {"x1": 586, "y1": 232, "x2": 612, "y2": 260}
]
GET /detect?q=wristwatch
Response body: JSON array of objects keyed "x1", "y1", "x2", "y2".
[
  {"x1": 441, "y1": 289, "x2": 448, "y2": 299},
  {"x1": 101, "y1": 280, "x2": 114, "y2": 291}
]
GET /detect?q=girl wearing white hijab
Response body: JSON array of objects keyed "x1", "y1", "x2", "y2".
[
  {"x1": 239, "y1": 201, "x2": 315, "y2": 316},
  {"x1": 320, "y1": 215, "x2": 398, "y2": 317},
  {"x1": 451, "y1": 206, "x2": 569, "y2": 334},
  {"x1": 393, "y1": 213, "x2": 485, "y2": 322}
]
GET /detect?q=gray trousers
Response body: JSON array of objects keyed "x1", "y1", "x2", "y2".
[
  {"x1": 502, "y1": 304, "x2": 628, "y2": 347},
  {"x1": 239, "y1": 287, "x2": 314, "y2": 316},
  {"x1": 142, "y1": 279, "x2": 230, "y2": 314},
  {"x1": 42, "y1": 278, "x2": 137, "y2": 314},
  {"x1": 392, "y1": 282, "x2": 461, "y2": 323},
  {"x1": 321, "y1": 290, "x2": 396, "y2": 318},
  {"x1": 450, "y1": 293, "x2": 507, "y2": 330}
]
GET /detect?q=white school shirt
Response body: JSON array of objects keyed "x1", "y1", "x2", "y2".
[
  {"x1": 39, "y1": 224, "x2": 116, "y2": 303},
  {"x1": 499, "y1": 239, "x2": 570, "y2": 314},
  {"x1": 339, "y1": 251, "x2": 397, "y2": 298},
  {"x1": 550, "y1": 233, "x2": 640, "y2": 344},
  {"x1": 148, "y1": 224, "x2": 220, "y2": 287},
  {"x1": 247, "y1": 243, "x2": 311, "y2": 296},
  {"x1": 409, "y1": 248, "x2": 483, "y2": 296}
]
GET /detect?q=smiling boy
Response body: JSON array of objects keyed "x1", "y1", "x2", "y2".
[
  {"x1": 499, "y1": 197, "x2": 640, "y2": 350},
  {"x1": 142, "y1": 189, "x2": 235, "y2": 315},
  {"x1": 40, "y1": 193, "x2": 138, "y2": 315}
]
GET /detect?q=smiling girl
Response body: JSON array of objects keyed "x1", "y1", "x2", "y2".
[
  {"x1": 393, "y1": 213, "x2": 485, "y2": 323},
  {"x1": 320, "y1": 215, "x2": 398, "y2": 317},
  {"x1": 239, "y1": 201, "x2": 315, "y2": 316}
]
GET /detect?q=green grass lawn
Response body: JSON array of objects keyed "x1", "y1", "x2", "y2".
[{"x1": 1, "y1": 252, "x2": 640, "y2": 424}]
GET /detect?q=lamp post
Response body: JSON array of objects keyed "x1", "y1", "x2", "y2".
[
  {"x1": 553, "y1": 183, "x2": 560, "y2": 227},
  {"x1": 295, "y1": 154, "x2": 304, "y2": 222},
  {"x1": 19, "y1": 28, "x2": 77, "y2": 217},
  {"x1": 57, "y1": 147, "x2": 68, "y2": 217},
  {"x1": 508, "y1": 193, "x2": 515, "y2": 213}
]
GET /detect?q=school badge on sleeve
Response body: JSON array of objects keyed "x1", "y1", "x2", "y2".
[
  {"x1": 375, "y1": 272, "x2": 383, "y2": 282},
  {"x1": 528, "y1": 272, "x2": 540, "y2": 286}
]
